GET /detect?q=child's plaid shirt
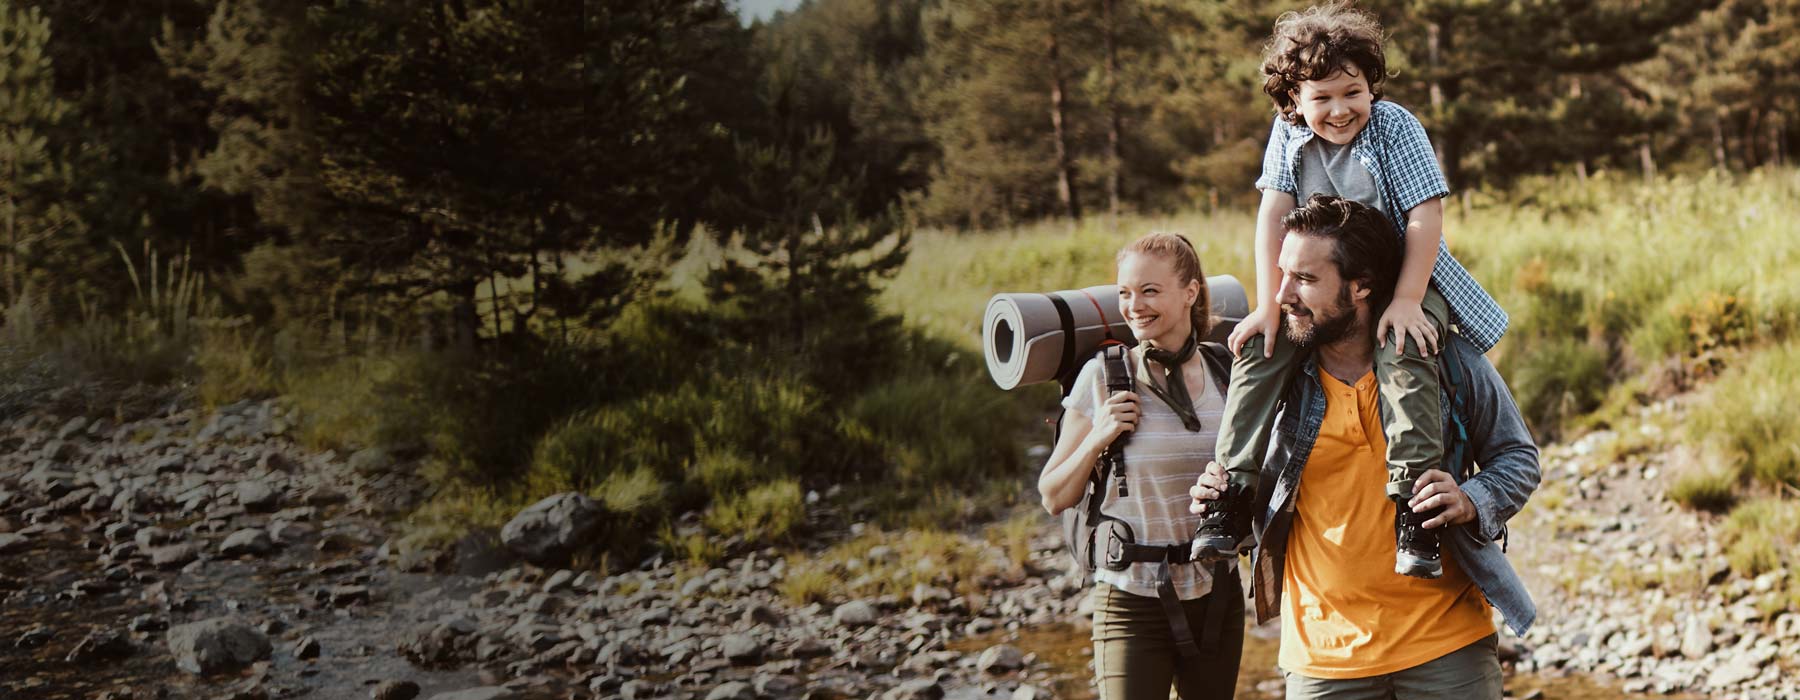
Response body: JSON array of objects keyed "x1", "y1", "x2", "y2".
[{"x1": 1256, "y1": 100, "x2": 1509, "y2": 352}]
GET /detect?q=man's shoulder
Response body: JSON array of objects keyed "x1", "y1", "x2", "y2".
[{"x1": 1443, "y1": 333, "x2": 1505, "y2": 408}]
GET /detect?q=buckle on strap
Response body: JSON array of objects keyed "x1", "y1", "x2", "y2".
[{"x1": 1109, "y1": 541, "x2": 1197, "y2": 567}]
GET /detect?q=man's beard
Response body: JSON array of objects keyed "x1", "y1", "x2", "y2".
[{"x1": 1284, "y1": 284, "x2": 1359, "y2": 348}]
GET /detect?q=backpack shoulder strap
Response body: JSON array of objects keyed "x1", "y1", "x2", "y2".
[
  {"x1": 1197, "y1": 341, "x2": 1232, "y2": 398},
  {"x1": 1438, "y1": 340, "x2": 1473, "y2": 478}
]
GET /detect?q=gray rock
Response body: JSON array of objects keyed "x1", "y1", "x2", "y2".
[
  {"x1": 1708, "y1": 653, "x2": 1762, "y2": 688},
  {"x1": 14, "y1": 625, "x2": 52, "y2": 648},
  {"x1": 324, "y1": 585, "x2": 371, "y2": 607},
  {"x1": 371, "y1": 680, "x2": 421, "y2": 700},
  {"x1": 977, "y1": 644, "x2": 1026, "y2": 674},
  {"x1": 1681, "y1": 616, "x2": 1713, "y2": 659},
  {"x1": 882, "y1": 679, "x2": 944, "y2": 700},
  {"x1": 150, "y1": 543, "x2": 200, "y2": 569},
  {"x1": 833, "y1": 600, "x2": 879, "y2": 628},
  {"x1": 220, "y1": 529, "x2": 275, "y2": 557},
  {"x1": 743, "y1": 602, "x2": 783, "y2": 625},
  {"x1": 294, "y1": 636, "x2": 321, "y2": 659},
  {"x1": 236, "y1": 480, "x2": 280, "y2": 511},
  {"x1": 0, "y1": 533, "x2": 30, "y2": 555},
  {"x1": 720, "y1": 634, "x2": 763, "y2": 665},
  {"x1": 349, "y1": 447, "x2": 394, "y2": 475},
  {"x1": 57, "y1": 416, "x2": 90, "y2": 440},
  {"x1": 65, "y1": 630, "x2": 133, "y2": 662},
  {"x1": 499, "y1": 492, "x2": 606, "y2": 567},
  {"x1": 753, "y1": 674, "x2": 801, "y2": 698},
  {"x1": 541, "y1": 569, "x2": 575, "y2": 592},
  {"x1": 911, "y1": 583, "x2": 952, "y2": 607},
  {"x1": 399, "y1": 621, "x2": 476, "y2": 667},
  {"x1": 425, "y1": 689, "x2": 516, "y2": 700},
  {"x1": 1011, "y1": 685, "x2": 1049, "y2": 700},
  {"x1": 135, "y1": 526, "x2": 175, "y2": 549},
  {"x1": 705, "y1": 682, "x2": 755, "y2": 700},
  {"x1": 791, "y1": 638, "x2": 832, "y2": 658},
  {"x1": 166, "y1": 618, "x2": 272, "y2": 674},
  {"x1": 618, "y1": 680, "x2": 652, "y2": 700}
]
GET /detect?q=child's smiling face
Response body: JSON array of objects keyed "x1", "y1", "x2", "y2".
[{"x1": 1291, "y1": 66, "x2": 1374, "y2": 145}]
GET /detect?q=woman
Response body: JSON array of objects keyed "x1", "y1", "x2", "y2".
[{"x1": 1037, "y1": 232, "x2": 1244, "y2": 700}]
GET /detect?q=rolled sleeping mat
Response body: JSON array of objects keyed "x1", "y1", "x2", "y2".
[{"x1": 982, "y1": 274, "x2": 1249, "y2": 391}]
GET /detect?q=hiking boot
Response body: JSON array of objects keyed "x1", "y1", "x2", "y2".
[
  {"x1": 1395, "y1": 500, "x2": 1444, "y2": 579},
  {"x1": 1190, "y1": 483, "x2": 1252, "y2": 562}
]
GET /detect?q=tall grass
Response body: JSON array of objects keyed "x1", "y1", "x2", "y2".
[
  {"x1": 1454, "y1": 170, "x2": 1800, "y2": 435},
  {"x1": 0, "y1": 245, "x2": 218, "y2": 416},
  {"x1": 883, "y1": 210, "x2": 1257, "y2": 351},
  {"x1": 1688, "y1": 342, "x2": 1800, "y2": 490}
]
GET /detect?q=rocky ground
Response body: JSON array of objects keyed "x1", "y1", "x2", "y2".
[
  {"x1": 1, "y1": 391, "x2": 1796, "y2": 699},
  {"x1": 1503, "y1": 398, "x2": 1799, "y2": 700}
]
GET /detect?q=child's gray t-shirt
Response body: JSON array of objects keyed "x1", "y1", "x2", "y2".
[{"x1": 1298, "y1": 137, "x2": 1387, "y2": 220}]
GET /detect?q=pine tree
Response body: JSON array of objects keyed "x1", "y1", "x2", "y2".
[
  {"x1": 23, "y1": 0, "x2": 241, "y2": 308},
  {"x1": 1380, "y1": 0, "x2": 1715, "y2": 187},
  {"x1": 0, "y1": 2, "x2": 79, "y2": 307},
  {"x1": 914, "y1": 0, "x2": 1106, "y2": 227}
]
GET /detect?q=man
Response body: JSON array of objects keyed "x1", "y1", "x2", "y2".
[{"x1": 1189, "y1": 194, "x2": 1540, "y2": 699}]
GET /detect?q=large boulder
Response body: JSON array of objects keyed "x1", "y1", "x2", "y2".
[
  {"x1": 167, "y1": 618, "x2": 271, "y2": 674},
  {"x1": 499, "y1": 492, "x2": 606, "y2": 566}
]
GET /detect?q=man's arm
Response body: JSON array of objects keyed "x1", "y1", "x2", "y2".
[{"x1": 1454, "y1": 340, "x2": 1542, "y2": 542}]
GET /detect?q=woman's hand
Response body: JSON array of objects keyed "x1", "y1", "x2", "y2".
[
  {"x1": 1376, "y1": 297, "x2": 1438, "y2": 356},
  {"x1": 1088, "y1": 391, "x2": 1141, "y2": 446},
  {"x1": 1228, "y1": 306, "x2": 1280, "y2": 357}
]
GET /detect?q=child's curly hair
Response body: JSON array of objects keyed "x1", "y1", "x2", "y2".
[{"x1": 1260, "y1": 2, "x2": 1388, "y2": 126}]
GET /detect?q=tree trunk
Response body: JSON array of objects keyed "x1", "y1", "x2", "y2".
[
  {"x1": 1639, "y1": 141, "x2": 1657, "y2": 181},
  {"x1": 1103, "y1": 0, "x2": 1121, "y2": 224},
  {"x1": 449, "y1": 279, "x2": 479, "y2": 351},
  {"x1": 4, "y1": 153, "x2": 15, "y2": 306},
  {"x1": 1771, "y1": 112, "x2": 1785, "y2": 168},
  {"x1": 1744, "y1": 108, "x2": 1762, "y2": 169},
  {"x1": 1712, "y1": 115, "x2": 1729, "y2": 171},
  {"x1": 1047, "y1": 3, "x2": 1081, "y2": 221},
  {"x1": 1426, "y1": 19, "x2": 1462, "y2": 187}
]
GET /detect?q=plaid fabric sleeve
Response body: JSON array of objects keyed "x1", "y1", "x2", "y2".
[
  {"x1": 1375, "y1": 102, "x2": 1450, "y2": 215},
  {"x1": 1372, "y1": 102, "x2": 1510, "y2": 350},
  {"x1": 1254, "y1": 116, "x2": 1296, "y2": 194}
]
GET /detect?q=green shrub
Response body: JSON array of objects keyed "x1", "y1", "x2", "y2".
[
  {"x1": 597, "y1": 465, "x2": 667, "y2": 516},
  {"x1": 1666, "y1": 465, "x2": 1739, "y2": 513},
  {"x1": 1499, "y1": 337, "x2": 1609, "y2": 439},
  {"x1": 1689, "y1": 342, "x2": 1800, "y2": 489},
  {"x1": 1721, "y1": 498, "x2": 1800, "y2": 577},
  {"x1": 195, "y1": 325, "x2": 283, "y2": 408},
  {"x1": 704, "y1": 478, "x2": 806, "y2": 545}
]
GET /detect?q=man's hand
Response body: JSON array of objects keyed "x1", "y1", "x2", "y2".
[
  {"x1": 1187, "y1": 461, "x2": 1229, "y2": 514},
  {"x1": 1409, "y1": 469, "x2": 1475, "y2": 529},
  {"x1": 1376, "y1": 297, "x2": 1438, "y2": 356}
]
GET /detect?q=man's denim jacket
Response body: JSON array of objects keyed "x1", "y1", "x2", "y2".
[{"x1": 1248, "y1": 334, "x2": 1542, "y2": 636}]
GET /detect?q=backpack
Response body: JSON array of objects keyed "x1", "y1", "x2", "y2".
[{"x1": 1058, "y1": 340, "x2": 1233, "y2": 578}]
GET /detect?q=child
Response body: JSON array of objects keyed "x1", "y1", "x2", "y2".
[{"x1": 1191, "y1": 1, "x2": 1509, "y2": 579}]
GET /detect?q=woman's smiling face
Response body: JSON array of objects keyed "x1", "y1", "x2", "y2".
[
  {"x1": 1117, "y1": 252, "x2": 1197, "y2": 348},
  {"x1": 1292, "y1": 66, "x2": 1373, "y2": 145}
]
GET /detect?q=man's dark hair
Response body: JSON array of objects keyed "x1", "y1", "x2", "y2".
[{"x1": 1281, "y1": 194, "x2": 1402, "y2": 310}]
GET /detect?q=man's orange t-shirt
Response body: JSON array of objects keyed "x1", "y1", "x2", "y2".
[{"x1": 1279, "y1": 368, "x2": 1494, "y2": 679}]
